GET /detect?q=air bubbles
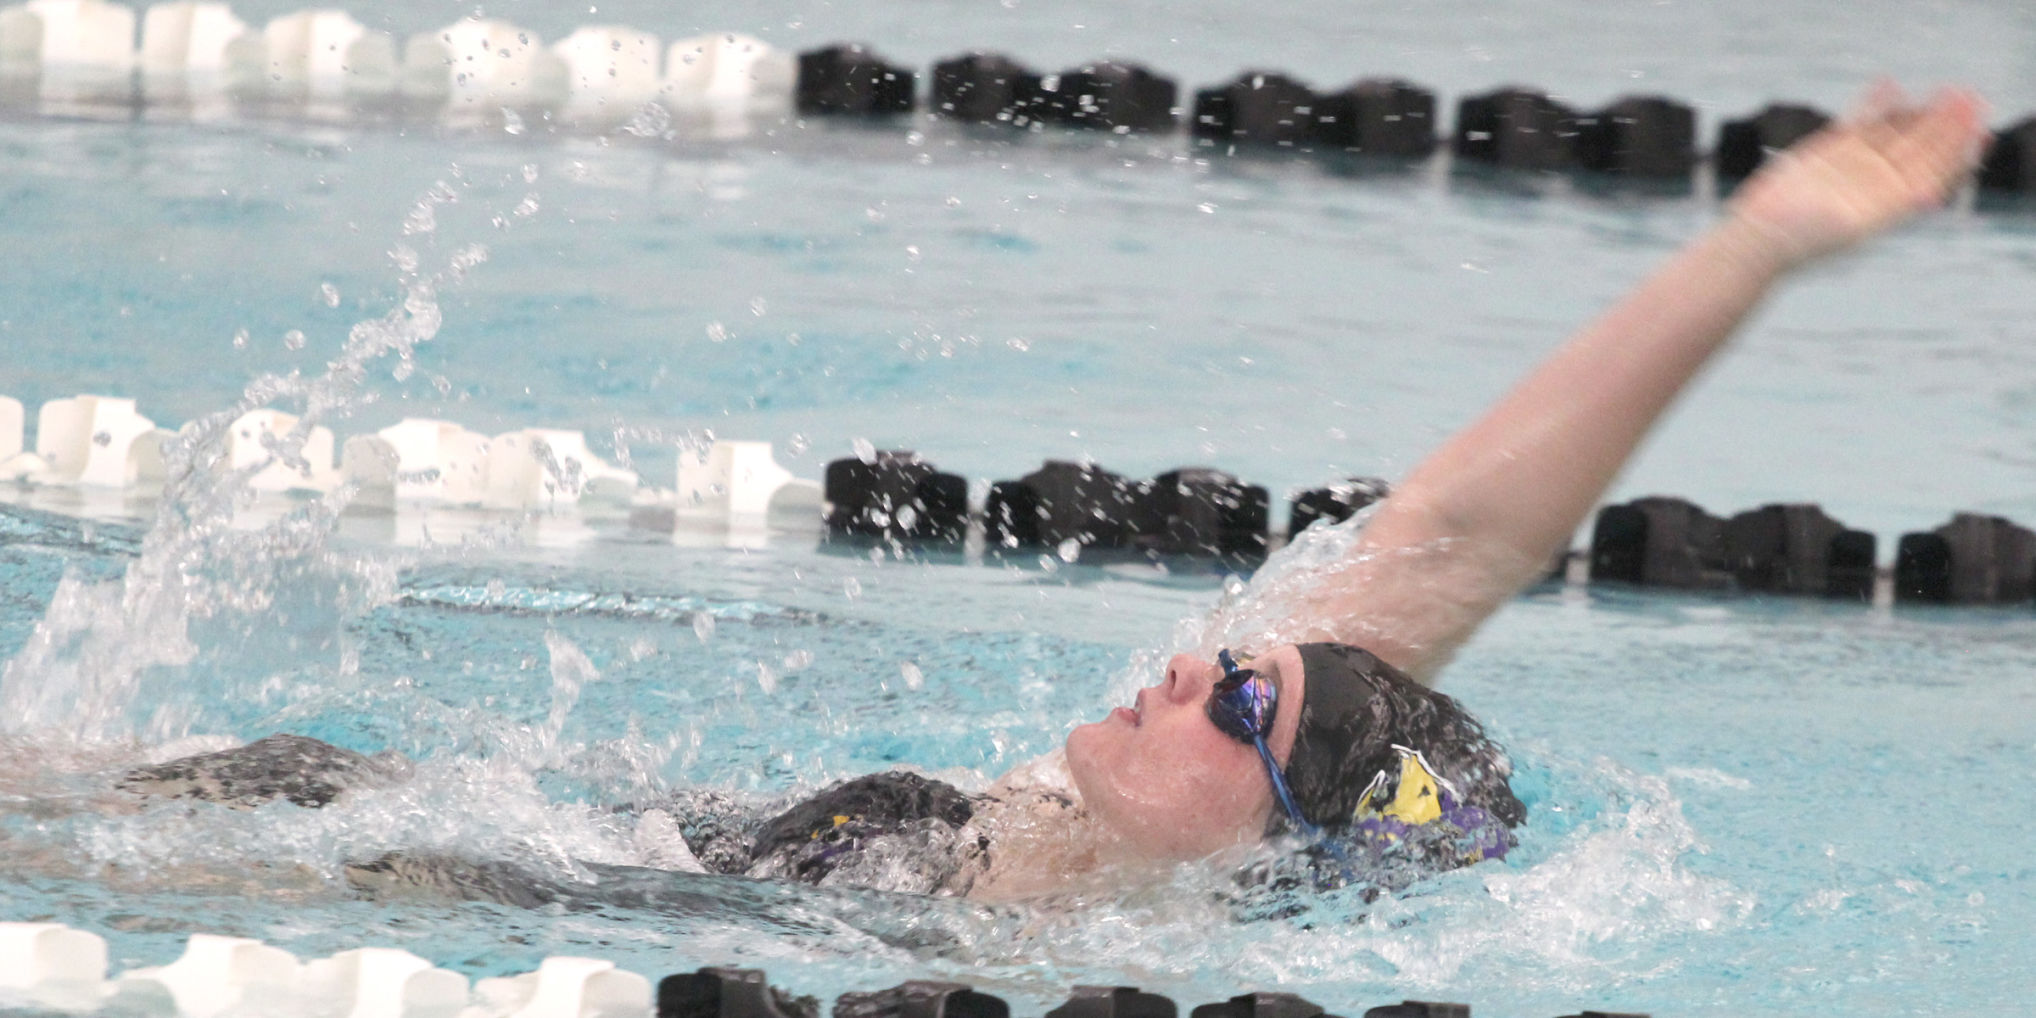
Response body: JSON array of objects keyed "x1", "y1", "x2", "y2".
[
  {"x1": 945, "y1": 196, "x2": 962, "y2": 208},
  {"x1": 692, "y1": 612, "x2": 716, "y2": 643},
  {"x1": 704, "y1": 321, "x2": 728, "y2": 342},
  {"x1": 283, "y1": 329, "x2": 306, "y2": 351},
  {"x1": 900, "y1": 661, "x2": 924, "y2": 690},
  {"x1": 521, "y1": 163, "x2": 539, "y2": 184},
  {"x1": 1006, "y1": 337, "x2": 1031, "y2": 352},
  {"x1": 1056, "y1": 537, "x2": 1082, "y2": 563},
  {"x1": 749, "y1": 297, "x2": 767, "y2": 317},
  {"x1": 781, "y1": 649, "x2": 813, "y2": 672},
  {"x1": 319, "y1": 282, "x2": 341, "y2": 308},
  {"x1": 231, "y1": 328, "x2": 248, "y2": 351},
  {"x1": 501, "y1": 108, "x2": 526, "y2": 135},
  {"x1": 1197, "y1": 202, "x2": 1218, "y2": 214},
  {"x1": 851, "y1": 437, "x2": 876, "y2": 463},
  {"x1": 843, "y1": 576, "x2": 862, "y2": 599},
  {"x1": 1037, "y1": 553, "x2": 1059, "y2": 573},
  {"x1": 786, "y1": 433, "x2": 809, "y2": 457},
  {"x1": 755, "y1": 660, "x2": 778, "y2": 694}
]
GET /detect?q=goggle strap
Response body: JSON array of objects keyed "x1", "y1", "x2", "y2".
[{"x1": 1252, "y1": 734, "x2": 1316, "y2": 836}]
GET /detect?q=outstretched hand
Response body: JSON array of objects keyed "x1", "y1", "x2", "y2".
[{"x1": 1729, "y1": 82, "x2": 1989, "y2": 269}]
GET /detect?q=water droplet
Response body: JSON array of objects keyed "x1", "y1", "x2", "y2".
[
  {"x1": 231, "y1": 327, "x2": 248, "y2": 350},
  {"x1": 522, "y1": 163, "x2": 539, "y2": 184},
  {"x1": 1056, "y1": 537, "x2": 1082, "y2": 563},
  {"x1": 851, "y1": 438, "x2": 876, "y2": 463},
  {"x1": 91, "y1": 431, "x2": 111, "y2": 447},
  {"x1": 900, "y1": 661, "x2": 925, "y2": 690},
  {"x1": 786, "y1": 433, "x2": 809, "y2": 456},
  {"x1": 705, "y1": 321, "x2": 728, "y2": 342},
  {"x1": 1037, "y1": 553, "x2": 1059, "y2": 573},
  {"x1": 749, "y1": 297, "x2": 767, "y2": 317},
  {"x1": 945, "y1": 196, "x2": 962, "y2": 208},
  {"x1": 502, "y1": 108, "x2": 526, "y2": 135},
  {"x1": 782, "y1": 649, "x2": 814, "y2": 671},
  {"x1": 756, "y1": 661, "x2": 778, "y2": 694},
  {"x1": 319, "y1": 282, "x2": 340, "y2": 308},
  {"x1": 905, "y1": 245, "x2": 921, "y2": 261},
  {"x1": 485, "y1": 578, "x2": 507, "y2": 600},
  {"x1": 692, "y1": 612, "x2": 716, "y2": 642},
  {"x1": 283, "y1": 329, "x2": 306, "y2": 351},
  {"x1": 1197, "y1": 202, "x2": 1217, "y2": 214},
  {"x1": 843, "y1": 576, "x2": 862, "y2": 599},
  {"x1": 1006, "y1": 337, "x2": 1030, "y2": 352}
]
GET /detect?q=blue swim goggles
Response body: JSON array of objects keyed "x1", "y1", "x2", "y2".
[{"x1": 1208, "y1": 649, "x2": 1316, "y2": 835}]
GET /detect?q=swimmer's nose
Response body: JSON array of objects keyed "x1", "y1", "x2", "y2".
[{"x1": 1164, "y1": 653, "x2": 1215, "y2": 704}]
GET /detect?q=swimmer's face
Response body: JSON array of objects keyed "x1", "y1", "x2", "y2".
[{"x1": 1064, "y1": 644, "x2": 1308, "y2": 861}]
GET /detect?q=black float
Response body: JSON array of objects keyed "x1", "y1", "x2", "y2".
[
  {"x1": 1453, "y1": 88, "x2": 1581, "y2": 170},
  {"x1": 931, "y1": 52, "x2": 1043, "y2": 125},
  {"x1": 836, "y1": 982, "x2": 1009, "y2": 1018},
  {"x1": 985, "y1": 460, "x2": 1148, "y2": 551},
  {"x1": 1312, "y1": 79, "x2": 1438, "y2": 157},
  {"x1": 1288, "y1": 477, "x2": 1390, "y2": 536},
  {"x1": 1575, "y1": 96, "x2": 1697, "y2": 178},
  {"x1": 1894, "y1": 512, "x2": 2036, "y2": 604},
  {"x1": 824, "y1": 452, "x2": 969, "y2": 542},
  {"x1": 1362, "y1": 1005, "x2": 1469, "y2": 1018},
  {"x1": 796, "y1": 44, "x2": 916, "y2": 115},
  {"x1": 1721, "y1": 503, "x2": 1876, "y2": 600},
  {"x1": 1714, "y1": 103, "x2": 1831, "y2": 180},
  {"x1": 1139, "y1": 467, "x2": 1270, "y2": 560},
  {"x1": 1588, "y1": 496, "x2": 1730, "y2": 590},
  {"x1": 1045, "y1": 987, "x2": 1179, "y2": 1018},
  {"x1": 659, "y1": 968, "x2": 819, "y2": 1018},
  {"x1": 1190, "y1": 993, "x2": 1339, "y2": 1018},
  {"x1": 1034, "y1": 61, "x2": 1179, "y2": 132},
  {"x1": 1192, "y1": 72, "x2": 1318, "y2": 148},
  {"x1": 1979, "y1": 117, "x2": 2036, "y2": 194}
]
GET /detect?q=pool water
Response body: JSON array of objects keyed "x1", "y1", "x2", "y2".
[{"x1": 5, "y1": 0, "x2": 2036, "y2": 1014}]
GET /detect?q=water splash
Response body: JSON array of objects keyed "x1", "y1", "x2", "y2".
[{"x1": 0, "y1": 176, "x2": 530, "y2": 748}]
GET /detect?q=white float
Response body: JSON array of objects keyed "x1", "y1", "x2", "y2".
[
  {"x1": 32, "y1": 394, "x2": 171, "y2": 489},
  {"x1": 402, "y1": 18, "x2": 566, "y2": 122},
  {"x1": 671, "y1": 440, "x2": 820, "y2": 547},
  {"x1": 300, "y1": 947, "x2": 469, "y2": 1018},
  {"x1": 470, "y1": 956, "x2": 651, "y2": 1018},
  {"x1": 227, "y1": 407, "x2": 339, "y2": 493},
  {"x1": 661, "y1": 31, "x2": 792, "y2": 133},
  {"x1": 138, "y1": 1, "x2": 249, "y2": 113},
  {"x1": 341, "y1": 417, "x2": 492, "y2": 506},
  {"x1": 239, "y1": 8, "x2": 396, "y2": 108},
  {"x1": 551, "y1": 25, "x2": 661, "y2": 126},
  {"x1": 0, "y1": 0, "x2": 136, "y2": 109},
  {"x1": 483, "y1": 428, "x2": 637, "y2": 510},
  {"x1": 109, "y1": 933, "x2": 302, "y2": 1018},
  {"x1": 0, "y1": 922, "x2": 109, "y2": 997}
]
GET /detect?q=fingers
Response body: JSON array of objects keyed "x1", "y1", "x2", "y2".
[{"x1": 1882, "y1": 88, "x2": 1990, "y2": 204}]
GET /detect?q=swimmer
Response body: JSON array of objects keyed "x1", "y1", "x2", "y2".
[{"x1": 122, "y1": 83, "x2": 1990, "y2": 906}]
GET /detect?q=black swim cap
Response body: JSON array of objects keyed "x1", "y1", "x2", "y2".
[{"x1": 1283, "y1": 643, "x2": 1526, "y2": 832}]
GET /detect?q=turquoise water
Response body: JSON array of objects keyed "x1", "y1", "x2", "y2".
[{"x1": 5, "y1": 0, "x2": 2036, "y2": 1014}]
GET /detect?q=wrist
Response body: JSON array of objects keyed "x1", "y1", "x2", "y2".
[{"x1": 1707, "y1": 212, "x2": 1806, "y2": 280}]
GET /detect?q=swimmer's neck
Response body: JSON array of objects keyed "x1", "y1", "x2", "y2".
[{"x1": 967, "y1": 753, "x2": 1174, "y2": 903}]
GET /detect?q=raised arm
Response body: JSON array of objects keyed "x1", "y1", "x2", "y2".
[{"x1": 1296, "y1": 84, "x2": 1989, "y2": 682}]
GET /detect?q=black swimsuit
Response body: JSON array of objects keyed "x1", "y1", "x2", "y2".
[{"x1": 119, "y1": 736, "x2": 989, "y2": 897}]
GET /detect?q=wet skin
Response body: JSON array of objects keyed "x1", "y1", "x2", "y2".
[{"x1": 1063, "y1": 644, "x2": 1310, "y2": 861}]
